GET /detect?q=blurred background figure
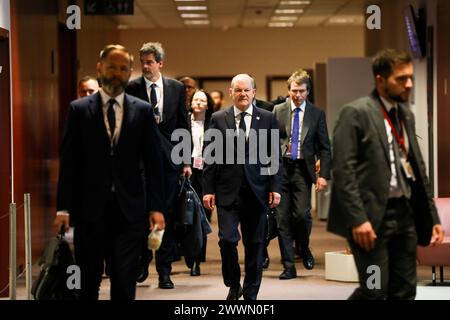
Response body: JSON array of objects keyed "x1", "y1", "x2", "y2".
[
  {"x1": 179, "y1": 76, "x2": 198, "y2": 110},
  {"x1": 210, "y1": 89, "x2": 225, "y2": 112},
  {"x1": 77, "y1": 75, "x2": 99, "y2": 98},
  {"x1": 183, "y1": 90, "x2": 214, "y2": 276}
]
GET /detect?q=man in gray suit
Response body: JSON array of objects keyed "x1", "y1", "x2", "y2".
[
  {"x1": 273, "y1": 69, "x2": 331, "y2": 279},
  {"x1": 328, "y1": 48, "x2": 444, "y2": 299}
]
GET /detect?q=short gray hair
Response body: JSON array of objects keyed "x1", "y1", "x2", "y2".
[
  {"x1": 139, "y1": 42, "x2": 165, "y2": 62},
  {"x1": 230, "y1": 74, "x2": 255, "y2": 89}
]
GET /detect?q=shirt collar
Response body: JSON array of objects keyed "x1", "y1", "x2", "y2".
[
  {"x1": 379, "y1": 95, "x2": 398, "y2": 112},
  {"x1": 144, "y1": 73, "x2": 163, "y2": 89},
  {"x1": 290, "y1": 99, "x2": 306, "y2": 112},
  {"x1": 99, "y1": 88, "x2": 124, "y2": 108},
  {"x1": 233, "y1": 104, "x2": 253, "y2": 118}
]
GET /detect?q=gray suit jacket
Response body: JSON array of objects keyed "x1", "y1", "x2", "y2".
[
  {"x1": 273, "y1": 99, "x2": 331, "y2": 181},
  {"x1": 327, "y1": 91, "x2": 440, "y2": 246}
]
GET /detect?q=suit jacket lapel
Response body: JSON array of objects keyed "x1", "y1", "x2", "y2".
[
  {"x1": 116, "y1": 94, "x2": 136, "y2": 147},
  {"x1": 368, "y1": 94, "x2": 390, "y2": 165},
  {"x1": 162, "y1": 77, "x2": 170, "y2": 122},
  {"x1": 301, "y1": 102, "x2": 312, "y2": 144},
  {"x1": 250, "y1": 106, "x2": 260, "y2": 132},
  {"x1": 225, "y1": 106, "x2": 235, "y2": 130},
  {"x1": 88, "y1": 93, "x2": 110, "y2": 145},
  {"x1": 139, "y1": 76, "x2": 150, "y2": 102},
  {"x1": 398, "y1": 104, "x2": 417, "y2": 157},
  {"x1": 279, "y1": 100, "x2": 291, "y2": 137}
]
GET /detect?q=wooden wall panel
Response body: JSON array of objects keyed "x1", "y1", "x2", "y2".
[
  {"x1": 0, "y1": 29, "x2": 11, "y2": 298},
  {"x1": 437, "y1": 0, "x2": 450, "y2": 196}
]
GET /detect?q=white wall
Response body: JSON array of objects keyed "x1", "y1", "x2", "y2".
[
  {"x1": 326, "y1": 57, "x2": 373, "y2": 133},
  {"x1": 0, "y1": 0, "x2": 10, "y2": 30},
  {"x1": 119, "y1": 26, "x2": 365, "y2": 101}
]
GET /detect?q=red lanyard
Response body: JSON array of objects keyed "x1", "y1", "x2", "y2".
[{"x1": 379, "y1": 102, "x2": 406, "y2": 152}]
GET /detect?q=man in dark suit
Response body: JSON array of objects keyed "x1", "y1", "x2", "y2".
[
  {"x1": 255, "y1": 98, "x2": 274, "y2": 112},
  {"x1": 126, "y1": 42, "x2": 190, "y2": 289},
  {"x1": 203, "y1": 74, "x2": 282, "y2": 300},
  {"x1": 54, "y1": 44, "x2": 165, "y2": 300},
  {"x1": 273, "y1": 69, "x2": 331, "y2": 279},
  {"x1": 328, "y1": 49, "x2": 444, "y2": 299}
]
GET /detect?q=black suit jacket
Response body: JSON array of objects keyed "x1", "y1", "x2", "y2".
[
  {"x1": 273, "y1": 99, "x2": 331, "y2": 181},
  {"x1": 126, "y1": 76, "x2": 189, "y2": 165},
  {"x1": 203, "y1": 106, "x2": 282, "y2": 208},
  {"x1": 255, "y1": 99, "x2": 274, "y2": 112},
  {"x1": 56, "y1": 92, "x2": 165, "y2": 224},
  {"x1": 327, "y1": 91, "x2": 440, "y2": 246}
]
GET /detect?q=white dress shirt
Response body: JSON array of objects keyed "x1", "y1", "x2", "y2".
[
  {"x1": 144, "y1": 74, "x2": 164, "y2": 121},
  {"x1": 233, "y1": 104, "x2": 253, "y2": 138}
]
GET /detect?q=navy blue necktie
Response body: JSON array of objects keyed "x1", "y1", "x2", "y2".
[
  {"x1": 291, "y1": 108, "x2": 301, "y2": 160},
  {"x1": 150, "y1": 83, "x2": 159, "y2": 115},
  {"x1": 239, "y1": 112, "x2": 247, "y2": 136},
  {"x1": 107, "y1": 99, "x2": 116, "y2": 137}
]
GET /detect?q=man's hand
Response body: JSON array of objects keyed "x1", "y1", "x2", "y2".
[
  {"x1": 54, "y1": 215, "x2": 70, "y2": 234},
  {"x1": 352, "y1": 221, "x2": 377, "y2": 252},
  {"x1": 269, "y1": 192, "x2": 281, "y2": 208},
  {"x1": 149, "y1": 211, "x2": 165, "y2": 231},
  {"x1": 182, "y1": 165, "x2": 192, "y2": 178},
  {"x1": 315, "y1": 177, "x2": 328, "y2": 192},
  {"x1": 430, "y1": 224, "x2": 445, "y2": 246},
  {"x1": 203, "y1": 194, "x2": 215, "y2": 211},
  {"x1": 315, "y1": 160, "x2": 321, "y2": 174}
]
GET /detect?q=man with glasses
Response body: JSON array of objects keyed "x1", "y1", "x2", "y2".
[
  {"x1": 273, "y1": 69, "x2": 331, "y2": 280},
  {"x1": 126, "y1": 42, "x2": 190, "y2": 290}
]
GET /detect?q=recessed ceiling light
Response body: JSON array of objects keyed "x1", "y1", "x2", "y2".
[
  {"x1": 181, "y1": 13, "x2": 208, "y2": 18},
  {"x1": 279, "y1": 1, "x2": 310, "y2": 5},
  {"x1": 275, "y1": 9, "x2": 303, "y2": 14},
  {"x1": 268, "y1": 22, "x2": 294, "y2": 27},
  {"x1": 177, "y1": 6, "x2": 207, "y2": 11},
  {"x1": 117, "y1": 24, "x2": 129, "y2": 30},
  {"x1": 184, "y1": 20, "x2": 210, "y2": 25},
  {"x1": 175, "y1": 0, "x2": 205, "y2": 2},
  {"x1": 271, "y1": 16, "x2": 298, "y2": 21},
  {"x1": 329, "y1": 17, "x2": 355, "y2": 24}
]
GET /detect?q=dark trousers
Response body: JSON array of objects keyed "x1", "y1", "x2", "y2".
[
  {"x1": 74, "y1": 193, "x2": 145, "y2": 300},
  {"x1": 276, "y1": 158, "x2": 313, "y2": 269},
  {"x1": 217, "y1": 181, "x2": 267, "y2": 300},
  {"x1": 348, "y1": 197, "x2": 418, "y2": 300}
]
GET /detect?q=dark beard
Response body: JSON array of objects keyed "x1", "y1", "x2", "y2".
[{"x1": 100, "y1": 76, "x2": 127, "y2": 97}]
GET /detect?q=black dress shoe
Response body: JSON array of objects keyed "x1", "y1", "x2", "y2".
[
  {"x1": 136, "y1": 251, "x2": 153, "y2": 283},
  {"x1": 190, "y1": 262, "x2": 200, "y2": 276},
  {"x1": 262, "y1": 257, "x2": 270, "y2": 269},
  {"x1": 279, "y1": 268, "x2": 297, "y2": 280},
  {"x1": 302, "y1": 248, "x2": 315, "y2": 270},
  {"x1": 226, "y1": 285, "x2": 243, "y2": 300},
  {"x1": 158, "y1": 275, "x2": 174, "y2": 289}
]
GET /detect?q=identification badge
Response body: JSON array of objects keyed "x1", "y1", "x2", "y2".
[
  {"x1": 193, "y1": 156, "x2": 204, "y2": 170},
  {"x1": 400, "y1": 158, "x2": 416, "y2": 181}
]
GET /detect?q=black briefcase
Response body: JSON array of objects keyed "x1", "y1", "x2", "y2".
[{"x1": 31, "y1": 227, "x2": 78, "y2": 300}]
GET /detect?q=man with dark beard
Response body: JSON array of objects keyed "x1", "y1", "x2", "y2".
[
  {"x1": 54, "y1": 44, "x2": 166, "y2": 300},
  {"x1": 328, "y1": 48, "x2": 444, "y2": 300}
]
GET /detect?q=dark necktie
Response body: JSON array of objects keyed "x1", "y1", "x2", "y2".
[
  {"x1": 389, "y1": 107, "x2": 402, "y2": 135},
  {"x1": 107, "y1": 99, "x2": 116, "y2": 137},
  {"x1": 291, "y1": 108, "x2": 301, "y2": 160},
  {"x1": 239, "y1": 112, "x2": 247, "y2": 137},
  {"x1": 150, "y1": 83, "x2": 159, "y2": 115}
]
